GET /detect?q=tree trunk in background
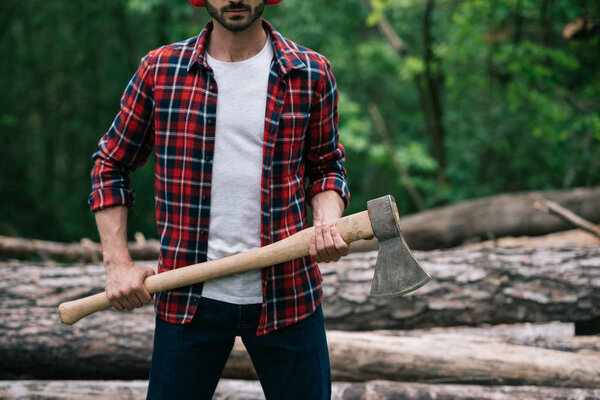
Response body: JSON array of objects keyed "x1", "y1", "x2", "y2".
[
  {"x1": 372, "y1": 0, "x2": 447, "y2": 184},
  {"x1": 421, "y1": 0, "x2": 447, "y2": 184}
]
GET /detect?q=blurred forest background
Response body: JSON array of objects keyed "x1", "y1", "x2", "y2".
[{"x1": 1, "y1": 0, "x2": 599, "y2": 243}]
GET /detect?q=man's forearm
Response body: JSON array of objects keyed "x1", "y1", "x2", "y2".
[
  {"x1": 311, "y1": 190, "x2": 345, "y2": 223},
  {"x1": 94, "y1": 205, "x2": 132, "y2": 266},
  {"x1": 94, "y1": 206, "x2": 155, "y2": 311}
]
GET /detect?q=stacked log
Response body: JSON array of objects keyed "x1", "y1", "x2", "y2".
[
  {"x1": 3, "y1": 244, "x2": 599, "y2": 333},
  {"x1": 0, "y1": 234, "x2": 160, "y2": 263},
  {"x1": 1, "y1": 236, "x2": 600, "y2": 398},
  {"x1": 321, "y1": 245, "x2": 600, "y2": 330},
  {"x1": 1, "y1": 380, "x2": 600, "y2": 400},
  {"x1": 2, "y1": 243, "x2": 600, "y2": 381},
  {"x1": 2, "y1": 187, "x2": 599, "y2": 261}
]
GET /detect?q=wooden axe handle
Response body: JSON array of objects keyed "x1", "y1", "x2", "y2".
[{"x1": 58, "y1": 210, "x2": 373, "y2": 325}]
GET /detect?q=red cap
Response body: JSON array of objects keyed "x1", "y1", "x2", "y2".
[{"x1": 189, "y1": 0, "x2": 282, "y2": 7}]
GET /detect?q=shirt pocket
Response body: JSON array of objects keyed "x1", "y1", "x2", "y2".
[
  {"x1": 278, "y1": 112, "x2": 310, "y2": 137},
  {"x1": 272, "y1": 112, "x2": 309, "y2": 176}
]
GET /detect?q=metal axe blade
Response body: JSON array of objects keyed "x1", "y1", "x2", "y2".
[{"x1": 367, "y1": 195, "x2": 431, "y2": 297}]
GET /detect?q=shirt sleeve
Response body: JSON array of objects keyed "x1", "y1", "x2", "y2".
[
  {"x1": 88, "y1": 55, "x2": 155, "y2": 212},
  {"x1": 305, "y1": 61, "x2": 350, "y2": 209}
]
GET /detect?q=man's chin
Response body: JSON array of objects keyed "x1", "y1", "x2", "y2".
[
  {"x1": 218, "y1": 16, "x2": 256, "y2": 32},
  {"x1": 222, "y1": 23, "x2": 251, "y2": 32}
]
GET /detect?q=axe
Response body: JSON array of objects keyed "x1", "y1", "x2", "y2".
[{"x1": 59, "y1": 195, "x2": 431, "y2": 325}]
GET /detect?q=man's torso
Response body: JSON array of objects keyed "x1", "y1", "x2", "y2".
[{"x1": 201, "y1": 35, "x2": 274, "y2": 304}]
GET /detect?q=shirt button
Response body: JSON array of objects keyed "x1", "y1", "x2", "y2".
[
  {"x1": 202, "y1": 195, "x2": 208, "y2": 201},
  {"x1": 209, "y1": 84, "x2": 215, "y2": 91},
  {"x1": 204, "y1": 156, "x2": 211, "y2": 162},
  {"x1": 207, "y1": 119, "x2": 214, "y2": 125}
]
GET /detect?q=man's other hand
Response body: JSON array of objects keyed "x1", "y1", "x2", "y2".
[
  {"x1": 309, "y1": 190, "x2": 349, "y2": 263},
  {"x1": 105, "y1": 262, "x2": 155, "y2": 311}
]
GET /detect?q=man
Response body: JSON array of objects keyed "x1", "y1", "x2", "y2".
[{"x1": 88, "y1": 0, "x2": 349, "y2": 398}]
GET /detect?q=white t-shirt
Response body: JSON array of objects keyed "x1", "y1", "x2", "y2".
[{"x1": 202, "y1": 36, "x2": 273, "y2": 304}]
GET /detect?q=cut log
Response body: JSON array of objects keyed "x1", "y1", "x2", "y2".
[
  {"x1": 2, "y1": 242, "x2": 600, "y2": 332},
  {"x1": 223, "y1": 331, "x2": 600, "y2": 386},
  {"x1": 321, "y1": 245, "x2": 600, "y2": 330},
  {"x1": 375, "y1": 322, "x2": 600, "y2": 355},
  {"x1": 0, "y1": 235, "x2": 102, "y2": 262},
  {"x1": 2, "y1": 380, "x2": 600, "y2": 400},
  {"x1": 2, "y1": 244, "x2": 600, "y2": 384},
  {"x1": 1, "y1": 188, "x2": 599, "y2": 262},
  {"x1": 351, "y1": 186, "x2": 600, "y2": 251},
  {"x1": 2, "y1": 300, "x2": 600, "y2": 386},
  {"x1": 227, "y1": 333, "x2": 600, "y2": 386},
  {"x1": 401, "y1": 186, "x2": 600, "y2": 249},
  {"x1": 325, "y1": 331, "x2": 600, "y2": 386},
  {"x1": 0, "y1": 234, "x2": 160, "y2": 262},
  {"x1": 350, "y1": 228, "x2": 600, "y2": 253}
]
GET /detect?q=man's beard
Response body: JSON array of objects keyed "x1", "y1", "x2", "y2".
[{"x1": 206, "y1": 1, "x2": 266, "y2": 32}]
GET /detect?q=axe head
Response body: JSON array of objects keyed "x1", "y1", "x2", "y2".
[{"x1": 367, "y1": 195, "x2": 431, "y2": 297}]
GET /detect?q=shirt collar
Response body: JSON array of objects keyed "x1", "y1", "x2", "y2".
[{"x1": 187, "y1": 19, "x2": 306, "y2": 74}]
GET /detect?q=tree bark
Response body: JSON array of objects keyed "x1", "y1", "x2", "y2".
[
  {"x1": 325, "y1": 331, "x2": 600, "y2": 387},
  {"x1": 2, "y1": 380, "x2": 600, "y2": 400},
  {"x1": 2, "y1": 241, "x2": 600, "y2": 333},
  {"x1": 2, "y1": 310, "x2": 600, "y2": 386},
  {"x1": 321, "y1": 245, "x2": 600, "y2": 330},
  {"x1": 4, "y1": 288, "x2": 600, "y2": 381},
  {"x1": 223, "y1": 329, "x2": 600, "y2": 386},
  {"x1": 366, "y1": 321, "x2": 600, "y2": 355}
]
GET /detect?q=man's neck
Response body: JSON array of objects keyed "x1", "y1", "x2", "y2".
[{"x1": 207, "y1": 19, "x2": 268, "y2": 62}]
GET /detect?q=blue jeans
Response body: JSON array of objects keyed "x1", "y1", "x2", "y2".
[{"x1": 147, "y1": 297, "x2": 331, "y2": 400}]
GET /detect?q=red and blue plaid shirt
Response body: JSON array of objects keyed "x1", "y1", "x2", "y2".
[{"x1": 89, "y1": 20, "x2": 349, "y2": 335}]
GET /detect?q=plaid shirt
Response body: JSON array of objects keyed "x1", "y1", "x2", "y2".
[{"x1": 89, "y1": 20, "x2": 349, "y2": 335}]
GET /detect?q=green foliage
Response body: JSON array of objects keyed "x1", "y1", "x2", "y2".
[{"x1": 1, "y1": 0, "x2": 599, "y2": 242}]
